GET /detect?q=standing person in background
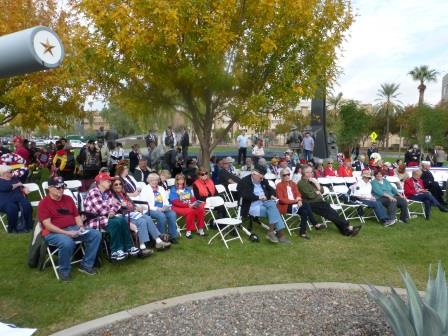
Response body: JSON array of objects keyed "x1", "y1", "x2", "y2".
[
  {"x1": 96, "y1": 126, "x2": 106, "y2": 141},
  {"x1": 435, "y1": 146, "x2": 447, "y2": 167},
  {"x1": 104, "y1": 128, "x2": 118, "y2": 150},
  {"x1": 97, "y1": 140, "x2": 109, "y2": 169},
  {"x1": 236, "y1": 129, "x2": 249, "y2": 165},
  {"x1": 404, "y1": 144, "x2": 421, "y2": 167},
  {"x1": 128, "y1": 144, "x2": 142, "y2": 174},
  {"x1": 367, "y1": 143, "x2": 378, "y2": 161},
  {"x1": 13, "y1": 136, "x2": 30, "y2": 165},
  {"x1": 251, "y1": 139, "x2": 265, "y2": 164},
  {"x1": 162, "y1": 126, "x2": 177, "y2": 150},
  {"x1": 145, "y1": 129, "x2": 158, "y2": 148},
  {"x1": 287, "y1": 126, "x2": 302, "y2": 154},
  {"x1": 133, "y1": 159, "x2": 151, "y2": 183},
  {"x1": 147, "y1": 141, "x2": 163, "y2": 171},
  {"x1": 180, "y1": 127, "x2": 190, "y2": 163},
  {"x1": 77, "y1": 140, "x2": 102, "y2": 185},
  {"x1": 301, "y1": 132, "x2": 315, "y2": 162},
  {"x1": 110, "y1": 142, "x2": 124, "y2": 176}
]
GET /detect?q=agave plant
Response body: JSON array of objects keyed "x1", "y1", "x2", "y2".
[{"x1": 367, "y1": 263, "x2": 448, "y2": 336}]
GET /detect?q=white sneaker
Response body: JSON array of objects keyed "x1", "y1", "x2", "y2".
[
  {"x1": 127, "y1": 247, "x2": 140, "y2": 256},
  {"x1": 383, "y1": 219, "x2": 396, "y2": 227},
  {"x1": 155, "y1": 241, "x2": 171, "y2": 249},
  {"x1": 111, "y1": 250, "x2": 126, "y2": 261}
]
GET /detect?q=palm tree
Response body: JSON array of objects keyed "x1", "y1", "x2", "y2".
[
  {"x1": 408, "y1": 65, "x2": 438, "y2": 106},
  {"x1": 376, "y1": 83, "x2": 402, "y2": 149},
  {"x1": 327, "y1": 92, "x2": 343, "y2": 118}
]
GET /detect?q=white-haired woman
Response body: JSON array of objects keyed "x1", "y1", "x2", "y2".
[
  {"x1": 140, "y1": 173, "x2": 179, "y2": 244},
  {"x1": 0, "y1": 165, "x2": 33, "y2": 233}
]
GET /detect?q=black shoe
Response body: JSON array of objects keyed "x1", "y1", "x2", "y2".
[
  {"x1": 349, "y1": 225, "x2": 362, "y2": 237},
  {"x1": 78, "y1": 265, "x2": 97, "y2": 276},
  {"x1": 58, "y1": 271, "x2": 71, "y2": 282},
  {"x1": 298, "y1": 234, "x2": 310, "y2": 240},
  {"x1": 314, "y1": 223, "x2": 327, "y2": 230},
  {"x1": 439, "y1": 207, "x2": 448, "y2": 212},
  {"x1": 170, "y1": 238, "x2": 179, "y2": 244},
  {"x1": 356, "y1": 207, "x2": 364, "y2": 216}
]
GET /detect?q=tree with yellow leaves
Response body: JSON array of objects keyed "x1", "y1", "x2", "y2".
[
  {"x1": 73, "y1": 0, "x2": 353, "y2": 164},
  {"x1": 0, "y1": 0, "x2": 93, "y2": 131}
]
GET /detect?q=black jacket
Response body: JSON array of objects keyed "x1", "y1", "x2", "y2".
[
  {"x1": 237, "y1": 175, "x2": 276, "y2": 218},
  {"x1": 218, "y1": 168, "x2": 241, "y2": 187}
]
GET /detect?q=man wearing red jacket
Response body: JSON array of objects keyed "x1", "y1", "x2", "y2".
[{"x1": 403, "y1": 169, "x2": 448, "y2": 220}]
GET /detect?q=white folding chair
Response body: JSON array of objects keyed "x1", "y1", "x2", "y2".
[
  {"x1": 215, "y1": 184, "x2": 238, "y2": 211},
  {"x1": 23, "y1": 182, "x2": 44, "y2": 208},
  {"x1": 0, "y1": 213, "x2": 7, "y2": 232},
  {"x1": 328, "y1": 185, "x2": 364, "y2": 223},
  {"x1": 41, "y1": 181, "x2": 49, "y2": 196},
  {"x1": 329, "y1": 176, "x2": 347, "y2": 188},
  {"x1": 343, "y1": 177, "x2": 357, "y2": 187},
  {"x1": 264, "y1": 172, "x2": 277, "y2": 180},
  {"x1": 352, "y1": 171, "x2": 362, "y2": 178},
  {"x1": 390, "y1": 183, "x2": 424, "y2": 218},
  {"x1": 227, "y1": 183, "x2": 238, "y2": 202},
  {"x1": 37, "y1": 223, "x2": 86, "y2": 280},
  {"x1": 206, "y1": 196, "x2": 243, "y2": 249}
]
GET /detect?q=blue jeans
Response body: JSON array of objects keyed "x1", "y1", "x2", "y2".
[
  {"x1": 129, "y1": 214, "x2": 161, "y2": 244},
  {"x1": 358, "y1": 198, "x2": 389, "y2": 222},
  {"x1": 304, "y1": 150, "x2": 313, "y2": 161},
  {"x1": 0, "y1": 198, "x2": 33, "y2": 233},
  {"x1": 44, "y1": 225, "x2": 101, "y2": 276},
  {"x1": 410, "y1": 193, "x2": 441, "y2": 218},
  {"x1": 257, "y1": 200, "x2": 285, "y2": 231},
  {"x1": 149, "y1": 209, "x2": 178, "y2": 238}
]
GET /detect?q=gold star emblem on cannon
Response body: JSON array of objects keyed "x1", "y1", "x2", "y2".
[{"x1": 40, "y1": 38, "x2": 55, "y2": 56}]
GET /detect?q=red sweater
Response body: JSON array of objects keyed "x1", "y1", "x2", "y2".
[
  {"x1": 337, "y1": 166, "x2": 353, "y2": 177},
  {"x1": 403, "y1": 177, "x2": 426, "y2": 198},
  {"x1": 276, "y1": 181, "x2": 301, "y2": 214},
  {"x1": 324, "y1": 167, "x2": 336, "y2": 176}
]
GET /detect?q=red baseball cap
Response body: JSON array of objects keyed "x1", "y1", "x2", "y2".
[{"x1": 95, "y1": 172, "x2": 113, "y2": 183}]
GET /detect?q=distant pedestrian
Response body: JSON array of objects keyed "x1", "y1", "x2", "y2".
[
  {"x1": 180, "y1": 127, "x2": 190, "y2": 163},
  {"x1": 145, "y1": 129, "x2": 158, "y2": 147},
  {"x1": 236, "y1": 129, "x2": 249, "y2": 165},
  {"x1": 301, "y1": 132, "x2": 314, "y2": 161}
]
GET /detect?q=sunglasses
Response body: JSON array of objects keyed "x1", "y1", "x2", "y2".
[
  {"x1": 199, "y1": 172, "x2": 208, "y2": 176},
  {"x1": 113, "y1": 183, "x2": 122, "y2": 187},
  {"x1": 282, "y1": 173, "x2": 290, "y2": 177}
]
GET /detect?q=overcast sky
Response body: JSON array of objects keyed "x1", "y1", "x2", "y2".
[{"x1": 333, "y1": 0, "x2": 448, "y2": 106}]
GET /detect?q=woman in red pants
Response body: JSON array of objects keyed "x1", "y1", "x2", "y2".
[{"x1": 169, "y1": 174, "x2": 206, "y2": 239}]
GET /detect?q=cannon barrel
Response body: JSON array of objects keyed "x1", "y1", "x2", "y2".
[{"x1": 0, "y1": 26, "x2": 64, "y2": 78}]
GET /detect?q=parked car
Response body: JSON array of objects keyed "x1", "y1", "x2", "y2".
[{"x1": 69, "y1": 139, "x2": 85, "y2": 148}]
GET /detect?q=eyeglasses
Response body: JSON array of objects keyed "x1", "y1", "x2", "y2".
[
  {"x1": 113, "y1": 183, "x2": 122, "y2": 187},
  {"x1": 282, "y1": 173, "x2": 290, "y2": 177},
  {"x1": 199, "y1": 172, "x2": 208, "y2": 176}
]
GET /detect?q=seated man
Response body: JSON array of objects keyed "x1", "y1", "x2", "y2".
[
  {"x1": 421, "y1": 161, "x2": 446, "y2": 205},
  {"x1": 350, "y1": 169, "x2": 394, "y2": 226},
  {"x1": 237, "y1": 165, "x2": 290, "y2": 244},
  {"x1": 38, "y1": 176, "x2": 101, "y2": 281},
  {"x1": 84, "y1": 173, "x2": 140, "y2": 261},
  {"x1": 298, "y1": 165, "x2": 361, "y2": 237},
  {"x1": 371, "y1": 170, "x2": 409, "y2": 223},
  {"x1": 352, "y1": 154, "x2": 367, "y2": 171},
  {"x1": 218, "y1": 157, "x2": 241, "y2": 188},
  {"x1": 404, "y1": 169, "x2": 448, "y2": 220},
  {"x1": 133, "y1": 159, "x2": 151, "y2": 183}
]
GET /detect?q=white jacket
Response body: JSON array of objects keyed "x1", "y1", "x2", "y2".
[{"x1": 139, "y1": 185, "x2": 170, "y2": 210}]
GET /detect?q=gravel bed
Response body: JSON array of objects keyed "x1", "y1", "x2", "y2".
[{"x1": 87, "y1": 289, "x2": 391, "y2": 336}]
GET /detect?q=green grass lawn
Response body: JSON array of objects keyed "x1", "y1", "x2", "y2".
[{"x1": 1, "y1": 210, "x2": 448, "y2": 335}]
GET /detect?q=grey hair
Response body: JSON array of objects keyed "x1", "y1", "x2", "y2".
[
  {"x1": 0, "y1": 165, "x2": 12, "y2": 175},
  {"x1": 147, "y1": 173, "x2": 160, "y2": 183}
]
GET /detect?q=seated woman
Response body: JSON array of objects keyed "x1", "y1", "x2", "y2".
[
  {"x1": 116, "y1": 164, "x2": 141, "y2": 198},
  {"x1": 371, "y1": 170, "x2": 409, "y2": 224},
  {"x1": 0, "y1": 164, "x2": 33, "y2": 233},
  {"x1": 140, "y1": 173, "x2": 179, "y2": 244},
  {"x1": 111, "y1": 179, "x2": 171, "y2": 253},
  {"x1": 291, "y1": 166, "x2": 302, "y2": 183},
  {"x1": 83, "y1": 172, "x2": 140, "y2": 261},
  {"x1": 158, "y1": 169, "x2": 171, "y2": 192},
  {"x1": 276, "y1": 168, "x2": 323, "y2": 239},
  {"x1": 192, "y1": 167, "x2": 226, "y2": 219},
  {"x1": 169, "y1": 173, "x2": 206, "y2": 239}
]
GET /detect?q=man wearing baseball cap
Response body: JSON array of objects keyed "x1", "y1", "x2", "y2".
[
  {"x1": 38, "y1": 176, "x2": 102, "y2": 281},
  {"x1": 350, "y1": 169, "x2": 395, "y2": 227},
  {"x1": 83, "y1": 173, "x2": 140, "y2": 261},
  {"x1": 237, "y1": 164, "x2": 290, "y2": 244}
]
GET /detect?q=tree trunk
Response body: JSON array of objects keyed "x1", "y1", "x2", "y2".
[
  {"x1": 385, "y1": 104, "x2": 390, "y2": 150},
  {"x1": 418, "y1": 82, "x2": 426, "y2": 106}
]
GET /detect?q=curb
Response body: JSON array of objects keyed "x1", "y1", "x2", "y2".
[{"x1": 49, "y1": 282, "x2": 409, "y2": 336}]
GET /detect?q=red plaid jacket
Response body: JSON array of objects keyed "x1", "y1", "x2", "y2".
[{"x1": 83, "y1": 186, "x2": 121, "y2": 229}]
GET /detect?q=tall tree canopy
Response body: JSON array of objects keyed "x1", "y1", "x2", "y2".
[
  {"x1": 408, "y1": 65, "x2": 438, "y2": 106},
  {"x1": 0, "y1": 0, "x2": 93, "y2": 131},
  {"x1": 72, "y1": 0, "x2": 353, "y2": 164},
  {"x1": 375, "y1": 83, "x2": 402, "y2": 149}
]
